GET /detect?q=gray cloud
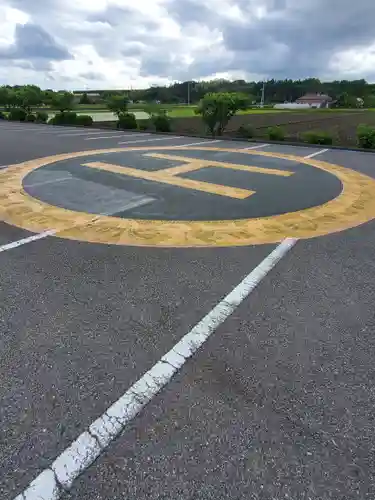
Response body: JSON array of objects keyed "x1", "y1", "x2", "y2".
[
  {"x1": 165, "y1": 0, "x2": 375, "y2": 81},
  {"x1": 6, "y1": 0, "x2": 62, "y2": 14},
  {"x1": 121, "y1": 42, "x2": 145, "y2": 57},
  {"x1": 0, "y1": 23, "x2": 73, "y2": 61},
  {"x1": 79, "y1": 71, "x2": 104, "y2": 81},
  {"x1": 87, "y1": 6, "x2": 133, "y2": 26},
  {"x1": 1, "y1": 0, "x2": 375, "y2": 88},
  {"x1": 168, "y1": 0, "x2": 213, "y2": 26},
  {"x1": 221, "y1": 0, "x2": 375, "y2": 78},
  {"x1": 139, "y1": 53, "x2": 175, "y2": 78},
  {"x1": 88, "y1": 5, "x2": 158, "y2": 32},
  {"x1": 56, "y1": 6, "x2": 162, "y2": 60}
]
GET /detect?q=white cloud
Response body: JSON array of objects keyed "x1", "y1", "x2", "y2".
[
  {"x1": 330, "y1": 44, "x2": 375, "y2": 79},
  {"x1": 0, "y1": 6, "x2": 28, "y2": 46},
  {"x1": 0, "y1": 0, "x2": 375, "y2": 89}
]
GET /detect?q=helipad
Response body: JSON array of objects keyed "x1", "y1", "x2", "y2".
[{"x1": 1, "y1": 145, "x2": 375, "y2": 247}]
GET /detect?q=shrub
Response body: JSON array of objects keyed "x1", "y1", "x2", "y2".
[
  {"x1": 75, "y1": 114, "x2": 93, "y2": 127},
  {"x1": 236, "y1": 125, "x2": 254, "y2": 139},
  {"x1": 151, "y1": 112, "x2": 171, "y2": 132},
  {"x1": 106, "y1": 94, "x2": 129, "y2": 117},
  {"x1": 267, "y1": 126, "x2": 285, "y2": 141},
  {"x1": 36, "y1": 111, "x2": 48, "y2": 123},
  {"x1": 8, "y1": 108, "x2": 27, "y2": 121},
  {"x1": 50, "y1": 92, "x2": 75, "y2": 113},
  {"x1": 79, "y1": 92, "x2": 91, "y2": 105},
  {"x1": 50, "y1": 111, "x2": 77, "y2": 125},
  {"x1": 302, "y1": 130, "x2": 333, "y2": 145},
  {"x1": 0, "y1": 111, "x2": 5, "y2": 120},
  {"x1": 117, "y1": 112, "x2": 137, "y2": 130},
  {"x1": 196, "y1": 92, "x2": 249, "y2": 136},
  {"x1": 138, "y1": 120, "x2": 150, "y2": 131},
  {"x1": 26, "y1": 113, "x2": 36, "y2": 122},
  {"x1": 357, "y1": 124, "x2": 375, "y2": 149}
]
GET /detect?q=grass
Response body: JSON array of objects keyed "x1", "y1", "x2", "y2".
[
  {"x1": 166, "y1": 107, "x2": 286, "y2": 117},
  {"x1": 5, "y1": 103, "x2": 375, "y2": 122},
  {"x1": 167, "y1": 107, "x2": 197, "y2": 117},
  {"x1": 127, "y1": 105, "x2": 287, "y2": 118},
  {"x1": 76, "y1": 108, "x2": 109, "y2": 113},
  {"x1": 238, "y1": 109, "x2": 285, "y2": 114}
]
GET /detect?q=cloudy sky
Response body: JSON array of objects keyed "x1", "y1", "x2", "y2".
[{"x1": 0, "y1": 0, "x2": 374, "y2": 90}]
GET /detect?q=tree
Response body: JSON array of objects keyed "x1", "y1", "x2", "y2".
[
  {"x1": 16, "y1": 85, "x2": 43, "y2": 113},
  {"x1": 195, "y1": 92, "x2": 250, "y2": 136},
  {"x1": 50, "y1": 92, "x2": 75, "y2": 112},
  {"x1": 335, "y1": 92, "x2": 361, "y2": 109},
  {"x1": 0, "y1": 86, "x2": 22, "y2": 110},
  {"x1": 364, "y1": 95, "x2": 375, "y2": 108},
  {"x1": 105, "y1": 94, "x2": 129, "y2": 117},
  {"x1": 0, "y1": 86, "x2": 10, "y2": 109},
  {"x1": 79, "y1": 92, "x2": 91, "y2": 105},
  {"x1": 43, "y1": 90, "x2": 55, "y2": 107}
]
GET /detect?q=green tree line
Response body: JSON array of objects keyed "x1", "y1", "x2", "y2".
[{"x1": 127, "y1": 78, "x2": 375, "y2": 106}]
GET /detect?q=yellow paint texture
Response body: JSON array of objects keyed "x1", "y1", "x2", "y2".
[{"x1": 82, "y1": 161, "x2": 254, "y2": 199}]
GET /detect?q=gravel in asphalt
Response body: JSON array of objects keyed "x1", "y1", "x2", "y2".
[{"x1": 62, "y1": 224, "x2": 375, "y2": 500}]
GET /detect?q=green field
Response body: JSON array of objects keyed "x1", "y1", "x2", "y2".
[
  {"x1": 48, "y1": 103, "x2": 288, "y2": 118},
  {"x1": 69, "y1": 104, "x2": 375, "y2": 120},
  {"x1": 4, "y1": 103, "x2": 374, "y2": 123}
]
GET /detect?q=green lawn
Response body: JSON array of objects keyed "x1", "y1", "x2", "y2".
[
  {"x1": 5, "y1": 103, "x2": 375, "y2": 123},
  {"x1": 238, "y1": 109, "x2": 285, "y2": 114},
  {"x1": 167, "y1": 107, "x2": 197, "y2": 117},
  {"x1": 127, "y1": 105, "x2": 287, "y2": 118}
]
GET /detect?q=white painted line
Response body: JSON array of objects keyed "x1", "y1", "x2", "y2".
[
  {"x1": 117, "y1": 136, "x2": 182, "y2": 145},
  {"x1": 304, "y1": 148, "x2": 329, "y2": 159},
  {"x1": 0, "y1": 230, "x2": 56, "y2": 253},
  {"x1": 52, "y1": 432, "x2": 101, "y2": 489},
  {"x1": 57, "y1": 131, "x2": 123, "y2": 137},
  {"x1": 241, "y1": 143, "x2": 270, "y2": 150},
  {"x1": 36, "y1": 129, "x2": 77, "y2": 134},
  {"x1": 173, "y1": 139, "x2": 222, "y2": 147},
  {"x1": 0, "y1": 198, "x2": 153, "y2": 257},
  {"x1": 24, "y1": 176, "x2": 72, "y2": 188},
  {"x1": 0, "y1": 127, "x2": 43, "y2": 132},
  {"x1": 34, "y1": 129, "x2": 120, "y2": 136},
  {"x1": 85, "y1": 133, "x2": 150, "y2": 141},
  {"x1": 13, "y1": 237, "x2": 297, "y2": 500},
  {"x1": 13, "y1": 470, "x2": 60, "y2": 500}
]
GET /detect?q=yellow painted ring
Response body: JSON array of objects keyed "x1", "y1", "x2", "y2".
[{"x1": 1, "y1": 146, "x2": 375, "y2": 247}]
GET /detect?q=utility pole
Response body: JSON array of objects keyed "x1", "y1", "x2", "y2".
[
  {"x1": 187, "y1": 81, "x2": 191, "y2": 105},
  {"x1": 260, "y1": 81, "x2": 265, "y2": 107}
]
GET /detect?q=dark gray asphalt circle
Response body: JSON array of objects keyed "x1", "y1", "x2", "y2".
[
  {"x1": 22, "y1": 149, "x2": 342, "y2": 221},
  {"x1": 1, "y1": 125, "x2": 375, "y2": 499}
]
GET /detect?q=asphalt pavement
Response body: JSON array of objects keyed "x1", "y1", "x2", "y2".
[{"x1": 0, "y1": 120, "x2": 374, "y2": 500}]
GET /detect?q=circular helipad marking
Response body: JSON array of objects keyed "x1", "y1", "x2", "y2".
[{"x1": 1, "y1": 146, "x2": 375, "y2": 247}]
